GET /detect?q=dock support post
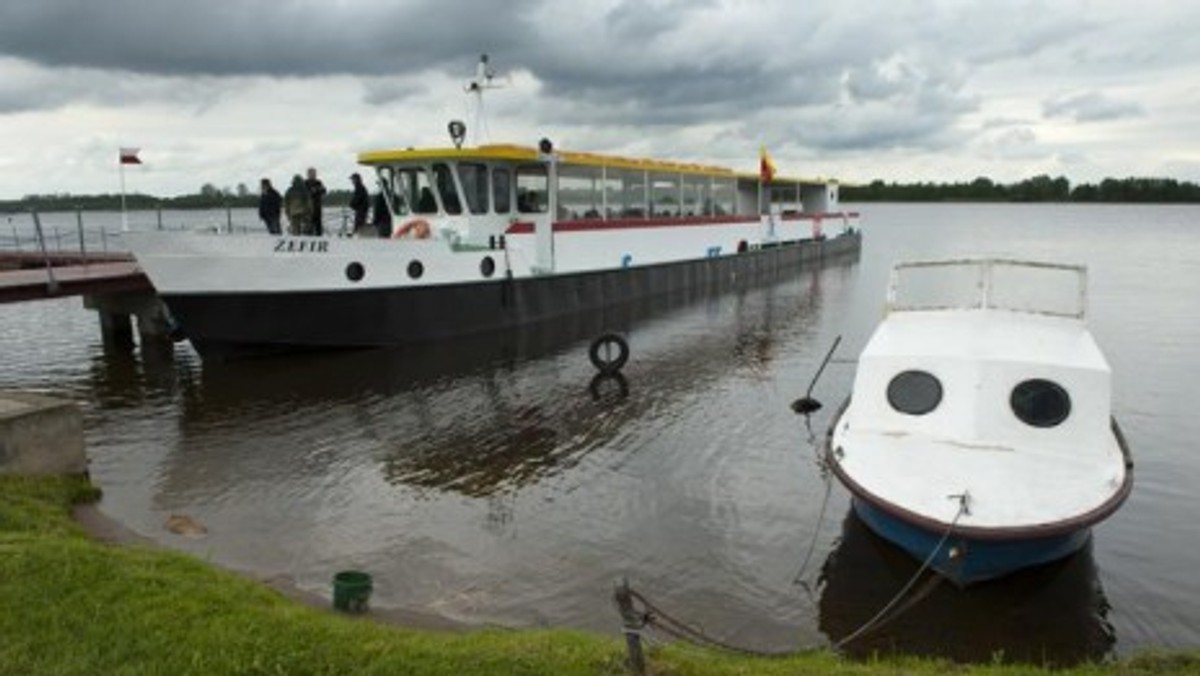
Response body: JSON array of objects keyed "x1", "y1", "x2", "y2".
[
  {"x1": 84, "y1": 291, "x2": 174, "y2": 353},
  {"x1": 614, "y1": 578, "x2": 646, "y2": 676},
  {"x1": 97, "y1": 310, "x2": 135, "y2": 350}
]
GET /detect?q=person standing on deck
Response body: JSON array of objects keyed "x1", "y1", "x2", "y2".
[
  {"x1": 349, "y1": 173, "x2": 370, "y2": 235},
  {"x1": 305, "y1": 167, "x2": 327, "y2": 236},
  {"x1": 372, "y1": 192, "x2": 393, "y2": 238},
  {"x1": 284, "y1": 175, "x2": 313, "y2": 235},
  {"x1": 258, "y1": 178, "x2": 282, "y2": 235}
]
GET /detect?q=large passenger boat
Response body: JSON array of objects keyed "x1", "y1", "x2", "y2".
[
  {"x1": 126, "y1": 57, "x2": 861, "y2": 359},
  {"x1": 126, "y1": 139, "x2": 861, "y2": 358}
]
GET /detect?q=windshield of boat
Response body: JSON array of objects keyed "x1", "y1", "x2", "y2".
[{"x1": 888, "y1": 259, "x2": 1087, "y2": 318}]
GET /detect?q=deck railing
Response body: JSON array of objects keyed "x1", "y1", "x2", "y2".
[{"x1": 0, "y1": 207, "x2": 355, "y2": 255}]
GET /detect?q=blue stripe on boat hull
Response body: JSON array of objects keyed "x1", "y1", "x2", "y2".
[{"x1": 851, "y1": 498, "x2": 1093, "y2": 586}]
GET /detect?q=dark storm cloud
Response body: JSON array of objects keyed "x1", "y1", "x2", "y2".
[{"x1": 0, "y1": 0, "x2": 539, "y2": 77}]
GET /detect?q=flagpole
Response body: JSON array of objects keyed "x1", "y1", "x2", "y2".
[{"x1": 120, "y1": 159, "x2": 128, "y2": 232}]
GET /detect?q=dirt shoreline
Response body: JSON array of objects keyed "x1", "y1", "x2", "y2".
[{"x1": 72, "y1": 502, "x2": 471, "y2": 632}]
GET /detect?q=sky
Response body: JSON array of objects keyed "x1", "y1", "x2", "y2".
[{"x1": 1, "y1": 0, "x2": 1198, "y2": 199}]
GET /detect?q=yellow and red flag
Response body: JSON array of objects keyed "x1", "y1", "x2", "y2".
[{"x1": 759, "y1": 145, "x2": 776, "y2": 184}]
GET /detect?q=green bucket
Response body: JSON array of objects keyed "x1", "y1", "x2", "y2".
[{"x1": 332, "y1": 570, "x2": 373, "y2": 613}]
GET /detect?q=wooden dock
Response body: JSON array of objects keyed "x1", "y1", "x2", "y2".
[
  {"x1": 0, "y1": 251, "x2": 168, "y2": 349},
  {"x1": 0, "y1": 251, "x2": 150, "y2": 304}
]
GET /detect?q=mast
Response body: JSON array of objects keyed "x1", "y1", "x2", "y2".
[{"x1": 464, "y1": 54, "x2": 506, "y2": 145}]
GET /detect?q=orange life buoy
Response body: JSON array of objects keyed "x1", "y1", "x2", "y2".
[{"x1": 392, "y1": 218, "x2": 432, "y2": 239}]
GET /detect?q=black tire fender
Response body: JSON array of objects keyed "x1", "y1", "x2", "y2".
[{"x1": 588, "y1": 333, "x2": 629, "y2": 373}]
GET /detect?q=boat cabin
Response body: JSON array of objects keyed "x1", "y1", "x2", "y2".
[{"x1": 358, "y1": 144, "x2": 843, "y2": 246}]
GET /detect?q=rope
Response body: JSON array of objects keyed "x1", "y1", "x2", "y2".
[
  {"x1": 615, "y1": 493, "x2": 971, "y2": 661},
  {"x1": 833, "y1": 493, "x2": 970, "y2": 649},
  {"x1": 791, "y1": 458, "x2": 832, "y2": 591},
  {"x1": 628, "y1": 589, "x2": 803, "y2": 658}
]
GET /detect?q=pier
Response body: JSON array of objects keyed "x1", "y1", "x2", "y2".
[{"x1": 0, "y1": 250, "x2": 169, "y2": 349}]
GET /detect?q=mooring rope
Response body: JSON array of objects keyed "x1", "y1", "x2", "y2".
[
  {"x1": 833, "y1": 492, "x2": 970, "y2": 649},
  {"x1": 627, "y1": 588, "x2": 803, "y2": 658},
  {"x1": 791, "y1": 456, "x2": 833, "y2": 592},
  {"x1": 620, "y1": 489, "x2": 961, "y2": 665}
]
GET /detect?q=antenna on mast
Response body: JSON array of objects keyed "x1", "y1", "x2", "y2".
[{"x1": 463, "y1": 53, "x2": 506, "y2": 145}]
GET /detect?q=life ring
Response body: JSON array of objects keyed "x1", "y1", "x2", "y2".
[{"x1": 392, "y1": 218, "x2": 432, "y2": 239}]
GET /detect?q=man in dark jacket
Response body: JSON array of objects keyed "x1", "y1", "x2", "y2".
[
  {"x1": 349, "y1": 173, "x2": 370, "y2": 232},
  {"x1": 372, "y1": 192, "x2": 393, "y2": 238},
  {"x1": 258, "y1": 178, "x2": 282, "y2": 235},
  {"x1": 305, "y1": 167, "x2": 327, "y2": 236}
]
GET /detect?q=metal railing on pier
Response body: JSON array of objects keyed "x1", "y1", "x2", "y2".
[{"x1": 1, "y1": 206, "x2": 355, "y2": 256}]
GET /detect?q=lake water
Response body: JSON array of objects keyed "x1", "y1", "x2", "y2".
[{"x1": 2, "y1": 203, "x2": 1198, "y2": 664}]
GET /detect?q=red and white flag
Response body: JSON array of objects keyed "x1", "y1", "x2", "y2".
[{"x1": 119, "y1": 147, "x2": 142, "y2": 165}]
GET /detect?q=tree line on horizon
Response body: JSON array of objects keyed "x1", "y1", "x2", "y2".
[
  {"x1": 842, "y1": 174, "x2": 1200, "y2": 202},
  {"x1": 2, "y1": 175, "x2": 1199, "y2": 213}
]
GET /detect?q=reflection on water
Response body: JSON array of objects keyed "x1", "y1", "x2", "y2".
[
  {"x1": 167, "y1": 268, "x2": 830, "y2": 501},
  {"x1": 819, "y1": 511, "x2": 1115, "y2": 666}
]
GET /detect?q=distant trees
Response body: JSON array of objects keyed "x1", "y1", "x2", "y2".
[{"x1": 843, "y1": 175, "x2": 1200, "y2": 203}]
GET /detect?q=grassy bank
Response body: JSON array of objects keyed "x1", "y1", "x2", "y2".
[{"x1": 0, "y1": 475, "x2": 1195, "y2": 675}]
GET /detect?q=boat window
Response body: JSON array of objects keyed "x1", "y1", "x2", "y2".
[
  {"x1": 432, "y1": 163, "x2": 462, "y2": 215},
  {"x1": 1011, "y1": 379, "x2": 1071, "y2": 428},
  {"x1": 887, "y1": 370, "x2": 943, "y2": 416},
  {"x1": 456, "y1": 162, "x2": 489, "y2": 215},
  {"x1": 651, "y1": 173, "x2": 680, "y2": 217},
  {"x1": 493, "y1": 167, "x2": 511, "y2": 214},
  {"x1": 711, "y1": 177, "x2": 735, "y2": 216},
  {"x1": 615, "y1": 169, "x2": 647, "y2": 218},
  {"x1": 387, "y1": 166, "x2": 436, "y2": 216},
  {"x1": 516, "y1": 165, "x2": 548, "y2": 214},
  {"x1": 559, "y1": 165, "x2": 602, "y2": 220},
  {"x1": 682, "y1": 175, "x2": 709, "y2": 217}
]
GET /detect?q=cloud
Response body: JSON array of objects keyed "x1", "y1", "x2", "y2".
[
  {"x1": 0, "y1": 0, "x2": 540, "y2": 77},
  {"x1": 1042, "y1": 91, "x2": 1146, "y2": 122},
  {"x1": 1, "y1": 0, "x2": 1198, "y2": 196}
]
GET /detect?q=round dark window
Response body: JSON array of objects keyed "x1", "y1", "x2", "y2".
[
  {"x1": 345, "y1": 262, "x2": 365, "y2": 282},
  {"x1": 1011, "y1": 379, "x2": 1071, "y2": 428},
  {"x1": 480, "y1": 256, "x2": 496, "y2": 278},
  {"x1": 407, "y1": 260, "x2": 424, "y2": 280},
  {"x1": 887, "y1": 370, "x2": 943, "y2": 415}
]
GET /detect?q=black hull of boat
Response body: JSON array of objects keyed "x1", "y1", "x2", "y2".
[{"x1": 161, "y1": 232, "x2": 860, "y2": 359}]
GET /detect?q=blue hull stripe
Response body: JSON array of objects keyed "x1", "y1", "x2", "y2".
[{"x1": 852, "y1": 499, "x2": 1092, "y2": 586}]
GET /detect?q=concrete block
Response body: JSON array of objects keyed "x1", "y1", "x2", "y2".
[{"x1": 0, "y1": 391, "x2": 86, "y2": 475}]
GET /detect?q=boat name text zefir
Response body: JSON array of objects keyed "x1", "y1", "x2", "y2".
[{"x1": 274, "y1": 239, "x2": 330, "y2": 254}]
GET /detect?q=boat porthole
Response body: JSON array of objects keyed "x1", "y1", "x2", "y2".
[
  {"x1": 480, "y1": 256, "x2": 496, "y2": 278},
  {"x1": 886, "y1": 370, "x2": 942, "y2": 415},
  {"x1": 345, "y1": 262, "x2": 365, "y2": 282},
  {"x1": 407, "y1": 260, "x2": 424, "y2": 280},
  {"x1": 1011, "y1": 379, "x2": 1071, "y2": 428}
]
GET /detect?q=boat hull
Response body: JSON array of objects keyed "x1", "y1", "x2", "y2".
[
  {"x1": 161, "y1": 231, "x2": 860, "y2": 358},
  {"x1": 850, "y1": 497, "x2": 1093, "y2": 586}
]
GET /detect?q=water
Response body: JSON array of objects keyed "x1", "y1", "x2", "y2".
[{"x1": 2, "y1": 203, "x2": 1198, "y2": 664}]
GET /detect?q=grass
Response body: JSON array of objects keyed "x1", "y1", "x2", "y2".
[{"x1": 1, "y1": 475, "x2": 1197, "y2": 675}]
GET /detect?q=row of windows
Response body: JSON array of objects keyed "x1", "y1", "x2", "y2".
[
  {"x1": 377, "y1": 162, "x2": 752, "y2": 220},
  {"x1": 885, "y1": 370, "x2": 1072, "y2": 429}
]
